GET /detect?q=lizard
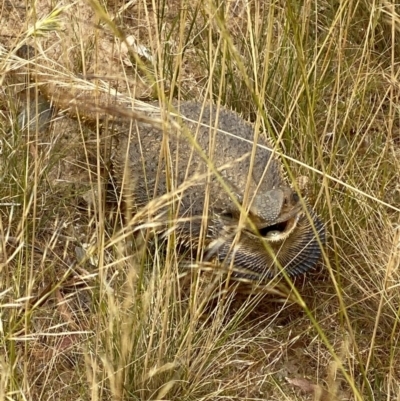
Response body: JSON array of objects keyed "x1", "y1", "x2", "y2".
[
  {"x1": 12, "y1": 46, "x2": 325, "y2": 281},
  {"x1": 109, "y1": 101, "x2": 325, "y2": 280}
]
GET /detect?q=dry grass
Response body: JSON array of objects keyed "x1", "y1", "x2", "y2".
[{"x1": 1, "y1": 0, "x2": 400, "y2": 400}]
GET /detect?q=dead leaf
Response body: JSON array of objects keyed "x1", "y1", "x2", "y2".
[
  {"x1": 286, "y1": 377, "x2": 336, "y2": 400},
  {"x1": 286, "y1": 377, "x2": 316, "y2": 393},
  {"x1": 119, "y1": 35, "x2": 154, "y2": 65}
]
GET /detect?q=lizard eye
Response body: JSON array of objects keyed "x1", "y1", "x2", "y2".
[
  {"x1": 220, "y1": 211, "x2": 235, "y2": 220},
  {"x1": 292, "y1": 193, "x2": 300, "y2": 203}
]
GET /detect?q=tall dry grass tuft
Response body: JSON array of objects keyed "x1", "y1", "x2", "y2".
[{"x1": 0, "y1": 0, "x2": 400, "y2": 400}]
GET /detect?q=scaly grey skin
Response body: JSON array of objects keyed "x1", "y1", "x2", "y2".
[
  {"x1": 17, "y1": 94, "x2": 54, "y2": 133},
  {"x1": 15, "y1": 95, "x2": 325, "y2": 280},
  {"x1": 110, "y1": 102, "x2": 325, "y2": 279},
  {"x1": 13, "y1": 41, "x2": 325, "y2": 279}
]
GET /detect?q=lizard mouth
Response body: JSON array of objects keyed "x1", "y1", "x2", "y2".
[{"x1": 257, "y1": 212, "x2": 301, "y2": 242}]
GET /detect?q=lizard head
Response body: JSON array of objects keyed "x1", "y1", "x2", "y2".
[{"x1": 203, "y1": 184, "x2": 325, "y2": 280}]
